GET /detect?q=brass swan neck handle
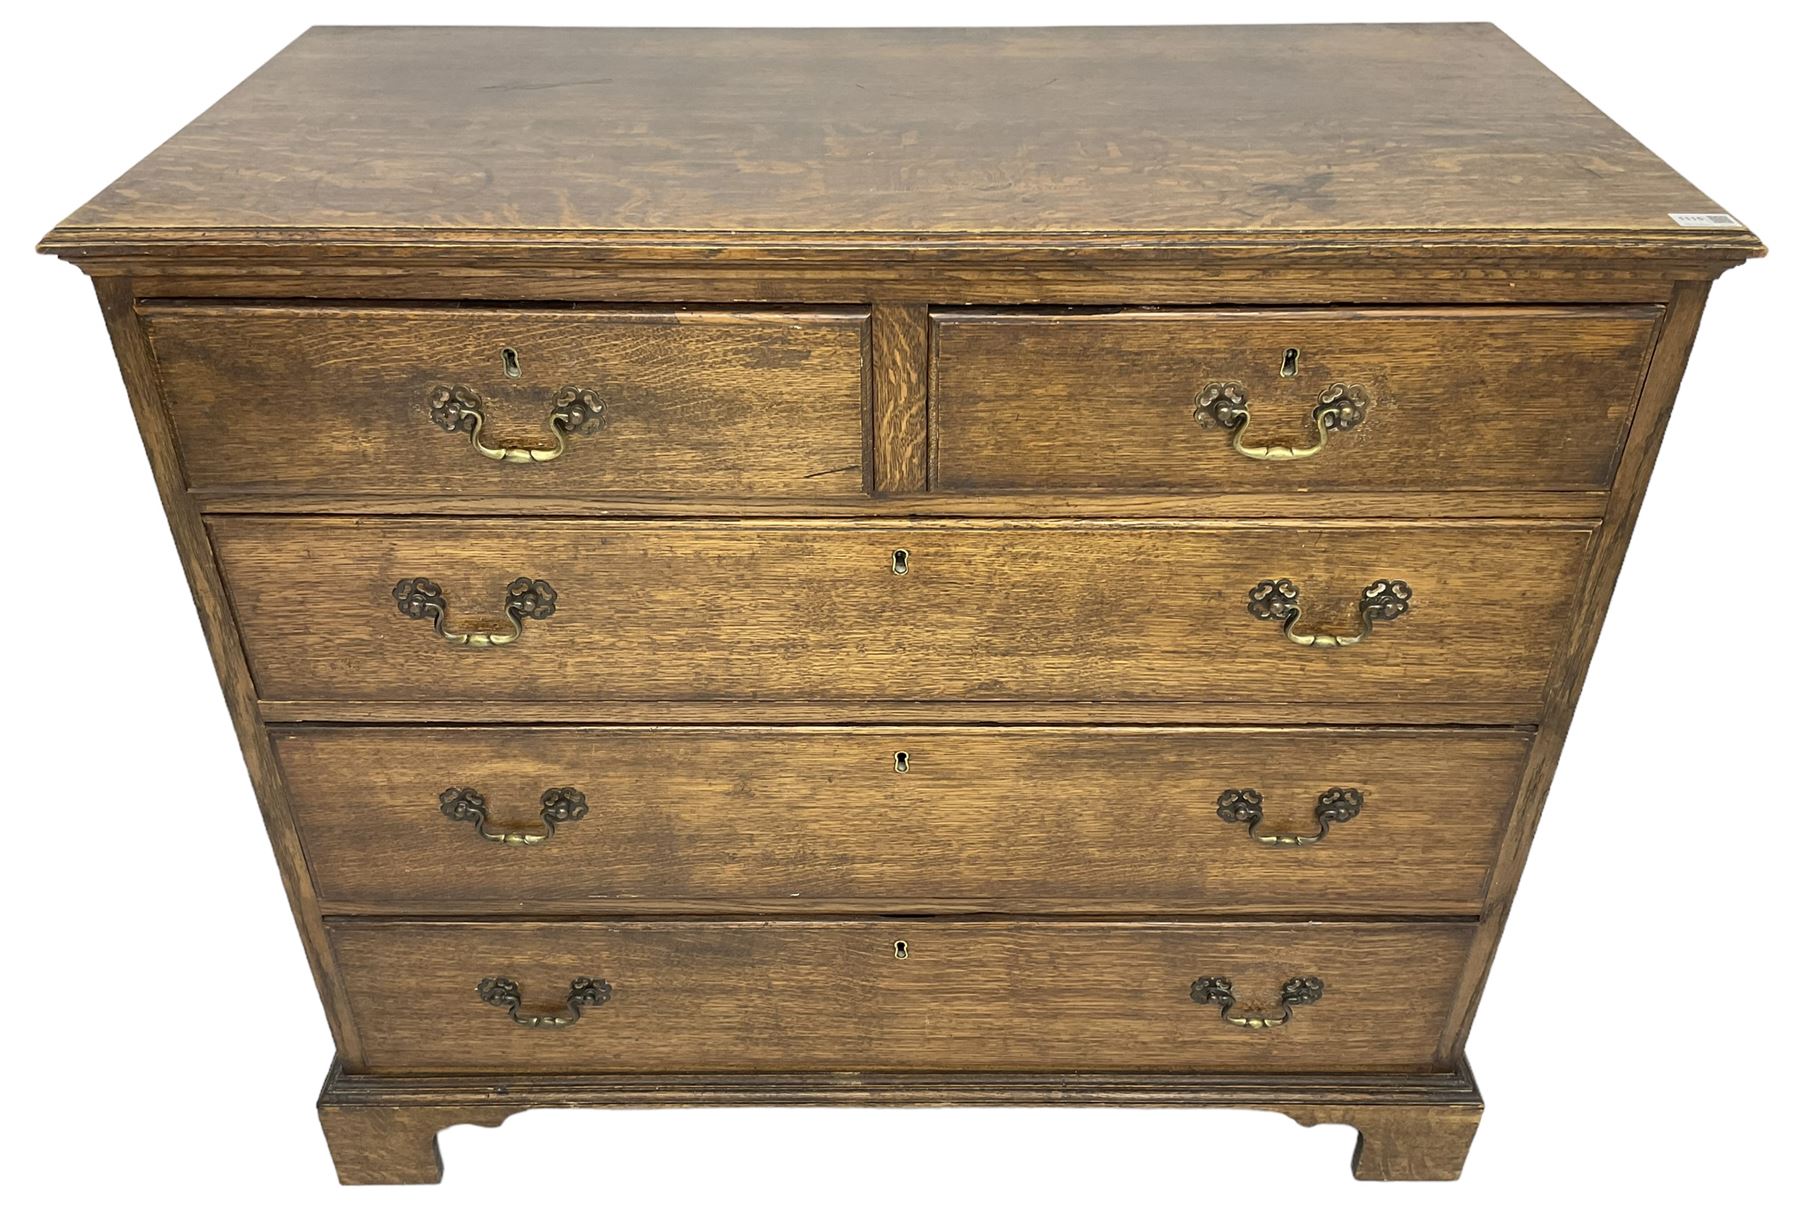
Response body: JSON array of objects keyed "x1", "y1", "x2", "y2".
[
  {"x1": 429, "y1": 384, "x2": 603, "y2": 464},
  {"x1": 1247, "y1": 577, "x2": 1411, "y2": 648},
  {"x1": 439, "y1": 787, "x2": 588, "y2": 846},
  {"x1": 393, "y1": 576, "x2": 558, "y2": 647},
  {"x1": 1190, "y1": 975, "x2": 1325, "y2": 1029},
  {"x1": 1194, "y1": 380, "x2": 1369, "y2": 460},
  {"x1": 476, "y1": 976, "x2": 612, "y2": 1028},
  {"x1": 1216, "y1": 787, "x2": 1364, "y2": 846}
]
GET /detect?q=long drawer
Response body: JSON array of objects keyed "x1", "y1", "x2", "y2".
[
  {"x1": 931, "y1": 307, "x2": 1659, "y2": 493},
  {"x1": 145, "y1": 305, "x2": 871, "y2": 499},
  {"x1": 213, "y1": 518, "x2": 1591, "y2": 716},
  {"x1": 327, "y1": 920, "x2": 1474, "y2": 1073},
  {"x1": 279, "y1": 726, "x2": 1527, "y2": 912}
]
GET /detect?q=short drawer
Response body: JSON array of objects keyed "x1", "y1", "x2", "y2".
[
  {"x1": 213, "y1": 518, "x2": 1590, "y2": 718},
  {"x1": 145, "y1": 305, "x2": 869, "y2": 499},
  {"x1": 279, "y1": 726, "x2": 1527, "y2": 913},
  {"x1": 327, "y1": 919, "x2": 1473, "y2": 1073},
  {"x1": 931, "y1": 307, "x2": 1659, "y2": 493}
]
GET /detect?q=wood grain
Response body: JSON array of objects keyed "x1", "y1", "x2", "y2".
[
  {"x1": 870, "y1": 303, "x2": 929, "y2": 493},
  {"x1": 191, "y1": 489, "x2": 1612, "y2": 521},
  {"x1": 326, "y1": 919, "x2": 1475, "y2": 1073},
  {"x1": 255, "y1": 698, "x2": 1550, "y2": 728},
  {"x1": 42, "y1": 26, "x2": 1756, "y2": 256},
  {"x1": 317, "y1": 1100, "x2": 517, "y2": 1185},
  {"x1": 93, "y1": 281, "x2": 365, "y2": 1062},
  {"x1": 145, "y1": 305, "x2": 869, "y2": 498},
  {"x1": 1441, "y1": 280, "x2": 1715, "y2": 1058},
  {"x1": 932, "y1": 308, "x2": 1657, "y2": 493},
  {"x1": 1288, "y1": 1101, "x2": 1484, "y2": 1180},
  {"x1": 275, "y1": 725, "x2": 1528, "y2": 913},
  {"x1": 104, "y1": 260, "x2": 1745, "y2": 306},
  {"x1": 209, "y1": 518, "x2": 1593, "y2": 713},
  {"x1": 318, "y1": 1061, "x2": 1484, "y2": 1182},
  {"x1": 40, "y1": 22, "x2": 1767, "y2": 1186}
]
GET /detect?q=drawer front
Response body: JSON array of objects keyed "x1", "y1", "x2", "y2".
[
  {"x1": 327, "y1": 920, "x2": 1473, "y2": 1073},
  {"x1": 931, "y1": 308, "x2": 1659, "y2": 493},
  {"x1": 214, "y1": 518, "x2": 1590, "y2": 715},
  {"x1": 280, "y1": 726, "x2": 1527, "y2": 912},
  {"x1": 146, "y1": 306, "x2": 870, "y2": 498}
]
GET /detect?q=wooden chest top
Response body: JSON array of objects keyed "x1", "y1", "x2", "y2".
[{"x1": 41, "y1": 24, "x2": 1762, "y2": 264}]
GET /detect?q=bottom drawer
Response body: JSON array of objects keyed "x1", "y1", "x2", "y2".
[{"x1": 329, "y1": 920, "x2": 1473, "y2": 1073}]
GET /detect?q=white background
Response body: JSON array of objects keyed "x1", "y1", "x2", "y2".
[{"x1": 3, "y1": 1, "x2": 1794, "y2": 1219}]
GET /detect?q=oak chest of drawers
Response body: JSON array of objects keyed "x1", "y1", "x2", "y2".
[{"x1": 42, "y1": 24, "x2": 1762, "y2": 1183}]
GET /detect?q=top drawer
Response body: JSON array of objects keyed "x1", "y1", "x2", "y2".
[
  {"x1": 144, "y1": 305, "x2": 870, "y2": 500},
  {"x1": 931, "y1": 307, "x2": 1659, "y2": 494}
]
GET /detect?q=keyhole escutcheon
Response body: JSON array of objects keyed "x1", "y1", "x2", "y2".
[
  {"x1": 894, "y1": 750, "x2": 910, "y2": 773},
  {"x1": 892, "y1": 548, "x2": 910, "y2": 575},
  {"x1": 502, "y1": 347, "x2": 522, "y2": 378},
  {"x1": 893, "y1": 940, "x2": 909, "y2": 959},
  {"x1": 1280, "y1": 347, "x2": 1299, "y2": 378}
]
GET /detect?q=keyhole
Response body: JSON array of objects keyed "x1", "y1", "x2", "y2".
[
  {"x1": 1280, "y1": 347, "x2": 1299, "y2": 378},
  {"x1": 893, "y1": 940, "x2": 909, "y2": 959},
  {"x1": 894, "y1": 750, "x2": 910, "y2": 773},
  {"x1": 502, "y1": 347, "x2": 522, "y2": 378},
  {"x1": 892, "y1": 548, "x2": 910, "y2": 575}
]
